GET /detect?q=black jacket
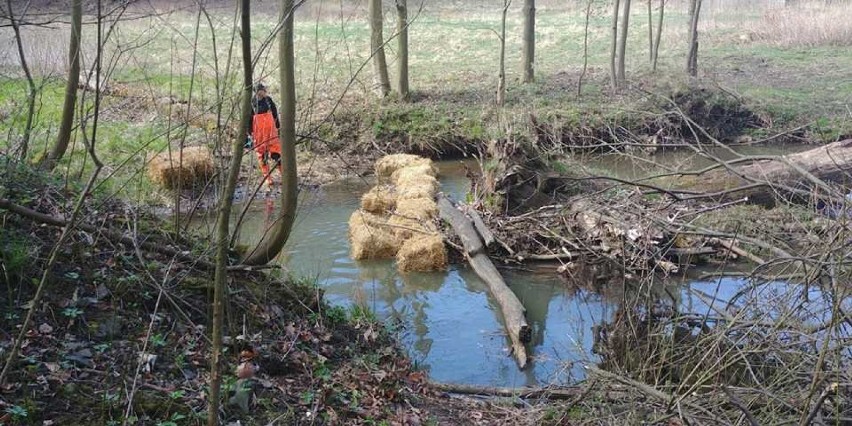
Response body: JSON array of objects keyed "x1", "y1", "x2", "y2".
[{"x1": 250, "y1": 96, "x2": 280, "y2": 134}]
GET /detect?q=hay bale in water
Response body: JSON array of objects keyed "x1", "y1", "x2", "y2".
[
  {"x1": 361, "y1": 185, "x2": 396, "y2": 214},
  {"x1": 148, "y1": 146, "x2": 214, "y2": 190},
  {"x1": 348, "y1": 211, "x2": 401, "y2": 260},
  {"x1": 391, "y1": 163, "x2": 438, "y2": 182},
  {"x1": 388, "y1": 214, "x2": 433, "y2": 240},
  {"x1": 375, "y1": 154, "x2": 433, "y2": 182},
  {"x1": 396, "y1": 197, "x2": 438, "y2": 220},
  {"x1": 397, "y1": 234, "x2": 448, "y2": 272},
  {"x1": 396, "y1": 175, "x2": 440, "y2": 200}
]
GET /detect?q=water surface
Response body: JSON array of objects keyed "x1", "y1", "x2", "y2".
[{"x1": 193, "y1": 148, "x2": 832, "y2": 386}]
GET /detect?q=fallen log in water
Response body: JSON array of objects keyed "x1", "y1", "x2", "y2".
[{"x1": 437, "y1": 194, "x2": 532, "y2": 368}]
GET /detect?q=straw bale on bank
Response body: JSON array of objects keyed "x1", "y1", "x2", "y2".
[{"x1": 148, "y1": 146, "x2": 214, "y2": 190}]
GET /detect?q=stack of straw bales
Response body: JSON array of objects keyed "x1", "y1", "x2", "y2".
[
  {"x1": 349, "y1": 154, "x2": 447, "y2": 272},
  {"x1": 148, "y1": 146, "x2": 215, "y2": 190}
]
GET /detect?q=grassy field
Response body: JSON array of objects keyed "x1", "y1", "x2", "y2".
[{"x1": 0, "y1": 0, "x2": 850, "y2": 201}]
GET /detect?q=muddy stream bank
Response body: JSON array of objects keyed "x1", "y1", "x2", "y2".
[{"x1": 191, "y1": 148, "x2": 814, "y2": 388}]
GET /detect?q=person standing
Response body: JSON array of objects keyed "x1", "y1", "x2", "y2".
[{"x1": 248, "y1": 83, "x2": 282, "y2": 188}]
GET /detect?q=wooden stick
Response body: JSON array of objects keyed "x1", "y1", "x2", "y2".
[
  {"x1": 714, "y1": 238, "x2": 766, "y2": 265},
  {"x1": 430, "y1": 381, "x2": 590, "y2": 400},
  {"x1": 438, "y1": 195, "x2": 531, "y2": 368}
]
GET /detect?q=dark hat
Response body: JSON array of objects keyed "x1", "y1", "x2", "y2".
[{"x1": 255, "y1": 83, "x2": 267, "y2": 92}]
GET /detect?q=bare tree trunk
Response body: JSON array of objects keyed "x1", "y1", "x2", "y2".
[
  {"x1": 577, "y1": 0, "x2": 593, "y2": 96},
  {"x1": 206, "y1": 0, "x2": 252, "y2": 423},
  {"x1": 647, "y1": 0, "x2": 653, "y2": 62},
  {"x1": 497, "y1": 0, "x2": 511, "y2": 106},
  {"x1": 686, "y1": 0, "x2": 701, "y2": 77},
  {"x1": 609, "y1": 0, "x2": 621, "y2": 89},
  {"x1": 369, "y1": 0, "x2": 391, "y2": 97},
  {"x1": 41, "y1": 0, "x2": 81, "y2": 170},
  {"x1": 242, "y1": 0, "x2": 298, "y2": 266},
  {"x1": 521, "y1": 0, "x2": 535, "y2": 84},
  {"x1": 652, "y1": 0, "x2": 665, "y2": 72},
  {"x1": 6, "y1": 0, "x2": 37, "y2": 161},
  {"x1": 616, "y1": 0, "x2": 631, "y2": 82},
  {"x1": 395, "y1": 0, "x2": 410, "y2": 100}
]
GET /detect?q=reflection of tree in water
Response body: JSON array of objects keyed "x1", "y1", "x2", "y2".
[
  {"x1": 508, "y1": 275, "x2": 557, "y2": 383},
  {"x1": 357, "y1": 266, "x2": 452, "y2": 364}
]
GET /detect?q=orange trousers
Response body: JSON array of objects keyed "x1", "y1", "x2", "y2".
[{"x1": 252, "y1": 111, "x2": 282, "y2": 183}]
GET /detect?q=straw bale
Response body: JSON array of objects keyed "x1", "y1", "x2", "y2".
[
  {"x1": 387, "y1": 215, "x2": 433, "y2": 240},
  {"x1": 396, "y1": 234, "x2": 448, "y2": 272},
  {"x1": 147, "y1": 146, "x2": 214, "y2": 190},
  {"x1": 375, "y1": 154, "x2": 432, "y2": 182},
  {"x1": 396, "y1": 175, "x2": 440, "y2": 200},
  {"x1": 395, "y1": 197, "x2": 438, "y2": 220},
  {"x1": 348, "y1": 210, "x2": 401, "y2": 260},
  {"x1": 360, "y1": 185, "x2": 396, "y2": 214},
  {"x1": 391, "y1": 163, "x2": 438, "y2": 183}
]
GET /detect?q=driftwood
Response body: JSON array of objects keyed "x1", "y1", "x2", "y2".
[
  {"x1": 430, "y1": 381, "x2": 593, "y2": 400},
  {"x1": 437, "y1": 194, "x2": 531, "y2": 368}
]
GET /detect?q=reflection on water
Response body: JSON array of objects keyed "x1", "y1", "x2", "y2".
[{"x1": 191, "y1": 152, "x2": 819, "y2": 386}]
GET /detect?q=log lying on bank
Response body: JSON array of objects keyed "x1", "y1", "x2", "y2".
[
  {"x1": 665, "y1": 139, "x2": 852, "y2": 204},
  {"x1": 437, "y1": 194, "x2": 531, "y2": 368}
]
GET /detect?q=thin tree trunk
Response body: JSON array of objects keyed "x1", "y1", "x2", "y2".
[
  {"x1": 41, "y1": 0, "x2": 81, "y2": 170},
  {"x1": 652, "y1": 0, "x2": 665, "y2": 72},
  {"x1": 497, "y1": 0, "x2": 510, "y2": 106},
  {"x1": 609, "y1": 0, "x2": 621, "y2": 89},
  {"x1": 687, "y1": 0, "x2": 701, "y2": 77},
  {"x1": 242, "y1": 0, "x2": 298, "y2": 266},
  {"x1": 6, "y1": 0, "x2": 37, "y2": 160},
  {"x1": 521, "y1": 0, "x2": 535, "y2": 84},
  {"x1": 395, "y1": 0, "x2": 409, "y2": 100},
  {"x1": 616, "y1": 0, "x2": 631, "y2": 82},
  {"x1": 577, "y1": 0, "x2": 592, "y2": 96},
  {"x1": 207, "y1": 0, "x2": 251, "y2": 424},
  {"x1": 369, "y1": 0, "x2": 391, "y2": 97},
  {"x1": 0, "y1": 0, "x2": 104, "y2": 381},
  {"x1": 647, "y1": 0, "x2": 653, "y2": 62}
]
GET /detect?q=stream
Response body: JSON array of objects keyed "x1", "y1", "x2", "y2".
[{"x1": 191, "y1": 146, "x2": 827, "y2": 387}]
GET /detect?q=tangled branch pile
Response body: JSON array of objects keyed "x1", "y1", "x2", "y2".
[{"x1": 348, "y1": 154, "x2": 447, "y2": 272}]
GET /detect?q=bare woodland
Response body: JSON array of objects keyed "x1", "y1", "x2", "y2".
[{"x1": 0, "y1": 0, "x2": 850, "y2": 424}]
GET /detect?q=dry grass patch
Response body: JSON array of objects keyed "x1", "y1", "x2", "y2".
[{"x1": 758, "y1": 2, "x2": 852, "y2": 47}]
